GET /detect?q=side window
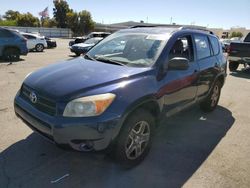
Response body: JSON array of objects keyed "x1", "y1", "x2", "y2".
[
  {"x1": 0, "y1": 29, "x2": 14, "y2": 38},
  {"x1": 23, "y1": 35, "x2": 36, "y2": 39},
  {"x1": 244, "y1": 33, "x2": 250, "y2": 42},
  {"x1": 194, "y1": 35, "x2": 211, "y2": 60},
  {"x1": 209, "y1": 36, "x2": 220, "y2": 55},
  {"x1": 169, "y1": 35, "x2": 194, "y2": 62}
]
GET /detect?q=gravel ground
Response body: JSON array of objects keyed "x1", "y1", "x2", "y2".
[{"x1": 0, "y1": 39, "x2": 250, "y2": 188}]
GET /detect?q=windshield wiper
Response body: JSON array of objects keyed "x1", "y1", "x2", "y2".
[
  {"x1": 95, "y1": 56, "x2": 127, "y2": 66},
  {"x1": 84, "y1": 54, "x2": 96, "y2": 61}
]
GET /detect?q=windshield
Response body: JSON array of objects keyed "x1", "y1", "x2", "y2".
[
  {"x1": 84, "y1": 38, "x2": 102, "y2": 44},
  {"x1": 87, "y1": 32, "x2": 168, "y2": 67}
]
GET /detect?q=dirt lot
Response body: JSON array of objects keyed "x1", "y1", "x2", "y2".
[{"x1": 0, "y1": 39, "x2": 250, "y2": 188}]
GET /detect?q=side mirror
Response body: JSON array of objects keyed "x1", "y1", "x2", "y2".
[{"x1": 168, "y1": 57, "x2": 190, "y2": 70}]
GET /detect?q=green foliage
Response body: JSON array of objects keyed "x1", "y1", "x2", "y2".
[
  {"x1": 16, "y1": 13, "x2": 40, "y2": 27},
  {"x1": 53, "y1": 0, "x2": 71, "y2": 28},
  {"x1": 42, "y1": 18, "x2": 57, "y2": 28},
  {"x1": 66, "y1": 10, "x2": 95, "y2": 35},
  {"x1": 230, "y1": 31, "x2": 243, "y2": 38},
  {"x1": 66, "y1": 11, "x2": 79, "y2": 34},
  {"x1": 3, "y1": 10, "x2": 20, "y2": 20},
  {"x1": 0, "y1": 20, "x2": 17, "y2": 26},
  {"x1": 78, "y1": 10, "x2": 95, "y2": 35},
  {"x1": 53, "y1": 1, "x2": 94, "y2": 34}
]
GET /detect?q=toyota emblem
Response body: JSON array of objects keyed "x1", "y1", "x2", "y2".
[{"x1": 29, "y1": 92, "x2": 37, "y2": 104}]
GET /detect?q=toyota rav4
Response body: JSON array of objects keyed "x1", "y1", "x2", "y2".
[{"x1": 14, "y1": 26, "x2": 227, "y2": 167}]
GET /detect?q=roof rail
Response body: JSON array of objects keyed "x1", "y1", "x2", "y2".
[
  {"x1": 179, "y1": 26, "x2": 214, "y2": 35},
  {"x1": 129, "y1": 25, "x2": 159, "y2": 29}
]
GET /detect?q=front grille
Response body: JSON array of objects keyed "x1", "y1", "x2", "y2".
[{"x1": 20, "y1": 84, "x2": 56, "y2": 116}]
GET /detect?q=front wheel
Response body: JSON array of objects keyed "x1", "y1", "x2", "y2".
[
  {"x1": 35, "y1": 44, "x2": 44, "y2": 52},
  {"x1": 200, "y1": 80, "x2": 222, "y2": 112},
  {"x1": 113, "y1": 109, "x2": 155, "y2": 168}
]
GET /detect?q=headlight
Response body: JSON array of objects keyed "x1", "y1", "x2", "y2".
[{"x1": 63, "y1": 93, "x2": 116, "y2": 117}]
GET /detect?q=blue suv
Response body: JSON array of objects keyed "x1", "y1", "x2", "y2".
[
  {"x1": 14, "y1": 26, "x2": 227, "y2": 167},
  {"x1": 0, "y1": 27, "x2": 28, "y2": 61}
]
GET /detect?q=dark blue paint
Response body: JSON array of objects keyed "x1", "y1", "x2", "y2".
[{"x1": 14, "y1": 27, "x2": 227, "y2": 151}]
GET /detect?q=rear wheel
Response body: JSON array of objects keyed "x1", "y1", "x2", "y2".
[
  {"x1": 113, "y1": 109, "x2": 155, "y2": 168},
  {"x1": 200, "y1": 80, "x2": 222, "y2": 112},
  {"x1": 3, "y1": 48, "x2": 20, "y2": 61},
  {"x1": 229, "y1": 61, "x2": 239, "y2": 72},
  {"x1": 35, "y1": 44, "x2": 44, "y2": 52}
]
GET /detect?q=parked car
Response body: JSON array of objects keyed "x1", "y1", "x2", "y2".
[
  {"x1": 0, "y1": 27, "x2": 28, "y2": 61},
  {"x1": 220, "y1": 39, "x2": 231, "y2": 52},
  {"x1": 45, "y1": 37, "x2": 57, "y2": 48},
  {"x1": 69, "y1": 32, "x2": 111, "y2": 46},
  {"x1": 21, "y1": 32, "x2": 47, "y2": 52},
  {"x1": 14, "y1": 26, "x2": 227, "y2": 167},
  {"x1": 70, "y1": 37, "x2": 103, "y2": 56},
  {"x1": 228, "y1": 32, "x2": 250, "y2": 71}
]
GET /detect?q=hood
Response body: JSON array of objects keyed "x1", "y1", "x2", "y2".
[
  {"x1": 73, "y1": 43, "x2": 94, "y2": 48},
  {"x1": 24, "y1": 57, "x2": 150, "y2": 99}
]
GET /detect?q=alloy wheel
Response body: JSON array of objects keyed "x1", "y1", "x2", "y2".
[
  {"x1": 211, "y1": 85, "x2": 219, "y2": 107},
  {"x1": 125, "y1": 121, "x2": 150, "y2": 160}
]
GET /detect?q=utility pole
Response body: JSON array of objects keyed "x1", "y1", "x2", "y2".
[{"x1": 170, "y1": 17, "x2": 173, "y2": 24}]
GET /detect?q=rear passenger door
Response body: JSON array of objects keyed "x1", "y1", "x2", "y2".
[{"x1": 194, "y1": 34, "x2": 218, "y2": 98}]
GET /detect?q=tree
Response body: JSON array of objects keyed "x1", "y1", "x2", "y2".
[
  {"x1": 66, "y1": 11, "x2": 79, "y2": 34},
  {"x1": 43, "y1": 18, "x2": 57, "y2": 28},
  {"x1": 78, "y1": 10, "x2": 95, "y2": 35},
  {"x1": 16, "y1": 13, "x2": 40, "y2": 27},
  {"x1": 230, "y1": 31, "x2": 243, "y2": 38},
  {"x1": 3, "y1": 10, "x2": 20, "y2": 20},
  {"x1": 53, "y1": 0, "x2": 71, "y2": 28}
]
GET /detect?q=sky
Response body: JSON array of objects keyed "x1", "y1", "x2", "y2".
[{"x1": 0, "y1": 0, "x2": 249, "y2": 29}]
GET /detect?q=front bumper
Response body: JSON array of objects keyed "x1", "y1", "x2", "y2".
[
  {"x1": 47, "y1": 41, "x2": 57, "y2": 48},
  {"x1": 14, "y1": 93, "x2": 121, "y2": 151},
  {"x1": 70, "y1": 47, "x2": 88, "y2": 54}
]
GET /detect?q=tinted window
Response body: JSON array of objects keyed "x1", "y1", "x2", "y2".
[
  {"x1": 23, "y1": 34, "x2": 36, "y2": 39},
  {"x1": 209, "y1": 36, "x2": 220, "y2": 55},
  {"x1": 0, "y1": 29, "x2": 14, "y2": 38},
  {"x1": 194, "y1": 35, "x2": 211, "y2": 60},
  {"x1": 169, "y1": 35, "x2": 194, "y2": 62}
]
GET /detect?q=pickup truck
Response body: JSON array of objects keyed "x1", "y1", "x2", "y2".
[{"x1": 228, "y1": 32, "x2": 250, "y2": 71}]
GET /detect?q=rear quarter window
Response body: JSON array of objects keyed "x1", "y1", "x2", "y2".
[
  {"x1": 209, "y1": 36, "x2": 220, "y2": 55},
  {"x1": 194, "y1": 35, "x2": 211, "y2": 60},
  {"x1": 0, "y1": 29, "x2": 14, "y2": 38}
]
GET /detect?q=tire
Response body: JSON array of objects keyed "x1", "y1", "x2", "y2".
[
  {"x1": 75, "y1": 52, "x2": 81, "y2": 56},
  {"x1": 35, "y1": 44, "x2": 44, "y2": 52},
  {"x1": 113, "y1": 109, "x2": 155, "y2": 168},
  {"x1": 3, "y1": 48, "x2": 20, "y2": 62},
  {"x1": 200, "y1": 80, "x2": 222, "y2": 112},
  {"x1": 229, "y1": 61, "x2": 239, "y2": 72}
]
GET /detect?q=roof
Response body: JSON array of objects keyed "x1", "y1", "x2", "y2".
[{"x1": 116, "y1": 26, "x2": 214, "y2": 36}]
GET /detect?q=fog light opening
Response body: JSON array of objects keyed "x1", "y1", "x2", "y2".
[{"x1": 79, "y1": 141, "x2": 94, "y2": 152}]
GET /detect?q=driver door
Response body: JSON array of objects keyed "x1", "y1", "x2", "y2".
[{"x1": 158, "y1": 35, "x2": 199, "y2": 116}]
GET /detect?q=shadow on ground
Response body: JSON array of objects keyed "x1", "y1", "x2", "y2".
[
  {"x1": 0, "y1": 106, "x2": 234, "y2": 188},
  {"x1": 0, "y1": 58, "x2": 25, "y2": 65},
  {"x1": 230, "y1": 67, "x2": 250, "y2": 79}
]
